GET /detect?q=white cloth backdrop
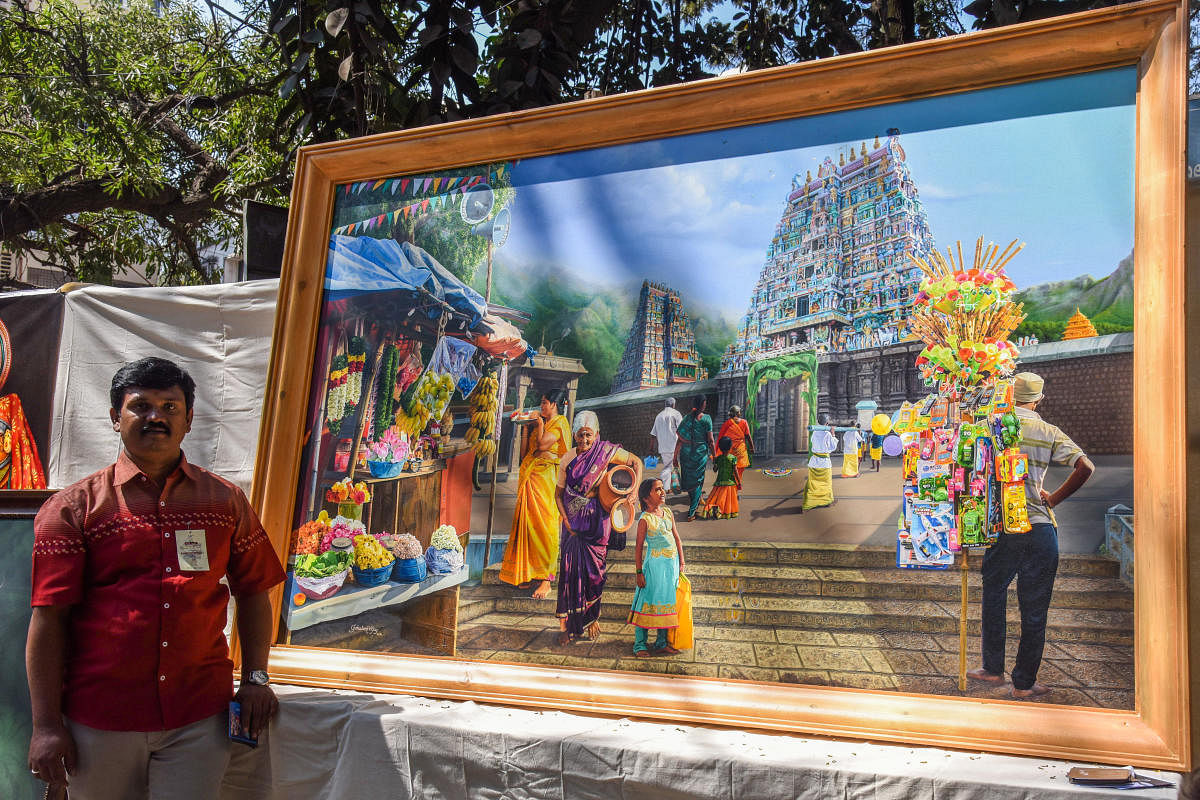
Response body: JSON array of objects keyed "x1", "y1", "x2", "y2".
[
  {"x1": 221, "y1": 686, "x2": 1179, "y2": 800},
  {"x1": 47, "y1": 280, "x2": 278, "y2": 492}
]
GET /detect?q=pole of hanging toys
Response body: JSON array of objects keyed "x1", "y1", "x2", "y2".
[
  {"x1": 959, "y1": 548, "x2": 969, "y2": 691},
  {"x1": 483, "y1": 360, "x2": 508, "y2": 574}
]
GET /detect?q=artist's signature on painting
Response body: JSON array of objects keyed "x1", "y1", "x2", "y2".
[{"x1": 349, "y1": 624, "x2": 383, "y2": 637}]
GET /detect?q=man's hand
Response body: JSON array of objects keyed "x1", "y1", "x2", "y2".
[
  {"x1": 29, "y1": 721, "x2": 76, "y2": 786},
  {"x1": 234, "y1": 682, "x2": 278, "y2": 739},
  {"x1": 1039, "y1": 489, "x2": 1054, "y2": 508}
]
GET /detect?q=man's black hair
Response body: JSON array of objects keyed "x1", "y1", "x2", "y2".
[{"x1": 110, "y1": 357, "x2": 197, "y2": 412}]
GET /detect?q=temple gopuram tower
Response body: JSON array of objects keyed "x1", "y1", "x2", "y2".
[
  {"x1": 611, "y1": 281, "x2": 709, "y2": 393},
  {"x1": 720, "y1": 131, "x2": 935, "y2": 373},
  {"x1": 1061, "y1": 308, "x2": 1098, "y2": 340}
]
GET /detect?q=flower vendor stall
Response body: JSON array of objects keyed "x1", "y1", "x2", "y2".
[{"x1": 280, "y1": 235, "x2": 524, "y2": 656}]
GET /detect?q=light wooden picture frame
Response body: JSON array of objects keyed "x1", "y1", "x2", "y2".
[{"x1": 251, "y1": 0, "x2": 1188, "y2": 769}]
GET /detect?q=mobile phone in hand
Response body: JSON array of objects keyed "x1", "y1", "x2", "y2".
[{"x1": 228, "y1": 701, "x2": 258, "y2": 747}]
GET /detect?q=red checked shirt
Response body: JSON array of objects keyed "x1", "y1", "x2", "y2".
[{"x1": 32, "y1": 450, "x2": 285, "y2": 732}]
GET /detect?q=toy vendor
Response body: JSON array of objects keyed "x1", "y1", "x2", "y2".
[{"x1": 967, "y1": 372, "x2": 1095, "y2": 698}]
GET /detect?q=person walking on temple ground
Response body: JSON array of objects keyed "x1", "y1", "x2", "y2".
[
  {"x1": 27, "y1": 357, "x2": 285, "y2": 798},
  {"x1": 869, "y1": 424, "x2": 886, "y2": 471},
  {"x1": 555, "y1": 411, "x2": 642, "y2": 644},
  {"x1": 717, "y1": 405, "x2": 755, "y2": 483},
  {"x1": 673, "y1": 396, "x2": 716, "y2": 522},
  {"x1": 841, "y1": 421, "x2": 865, "y2": 478},
  {"x1": 629, "y1": 478, "x2": 684, "y2": 657},
  {"x1": 500, "y1": 389, "x2": 571, "y2": 599},
  {"x1": 700, "y1": 436, "x2": 742, "y2": 519},
  {"x1": 649, "y1": 397, "x2": 682, "y2": 494},
  {"x1": 966, "y1": 372, "x2": 1095, "y2": 698},
  {"x1": 802, "y1": 417, "x2": 838, "y2": 510}
]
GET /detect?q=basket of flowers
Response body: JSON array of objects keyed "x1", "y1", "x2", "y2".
[
  {"x1": 351, "y1": 533, "x2": 394, "y2": 587},
  {"x1": 366, "y1": 429, "x2": 410, "y2": 478},
  {"x1": 388, "y1": 533, "x2": 428, "y2": 582}
]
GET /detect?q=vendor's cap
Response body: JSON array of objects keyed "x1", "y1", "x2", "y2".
[{"x1": 1013, "y1": 372, "x2": 1044, "y2": 403}]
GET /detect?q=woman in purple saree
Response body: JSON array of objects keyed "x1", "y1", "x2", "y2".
[{"x1": 555, "y1": 411, "x2": 642, "y2": 644}]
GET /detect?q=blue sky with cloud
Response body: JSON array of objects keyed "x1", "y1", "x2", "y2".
[{"x1": 494, "y1": 67, "x2": 1135, "y2": 321}]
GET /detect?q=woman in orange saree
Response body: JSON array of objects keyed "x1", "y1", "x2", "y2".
[
  {"x1": 499, "y1": 389, "x2": 571, "y2": 598},
  {"x1": 717, "y1": 405, "x2": 754, "y2": 482}
]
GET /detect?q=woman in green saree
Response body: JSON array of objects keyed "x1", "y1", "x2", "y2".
[{"x1": 672, "y1": 396, "x2": 716, "y2": 521}]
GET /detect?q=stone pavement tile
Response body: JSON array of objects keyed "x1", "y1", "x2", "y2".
[
  {"x1": 1011, "y1": 686, "x2": 1095, "y2": 706},
  {"x1": 777, "y1": 669, "x2": 832, "y2": 686},
  {"x1": 488, "y1": 650, "x2": 567, "y2": 666},
  {"x1": 1031, "y1": 661, "x2": 1084, "y2": 688},
  {"x1": 1046, "y1": 659, "x2": 1131, "y2": 690},
  {"x1": 693, "y1": 624, "x2": 778, "y2": 642},
  {"x1": 752, "y1": 644, "x2": 804, "y2": 668},
  {"x1": 523, "y1": 630, "x2": 570, "y2": 653},
  {"x1": 775, "y1": 629, "x2": 837, "y2": 646},
  {"x1": 881, "y1": 650, "x2": 938, "y2": 676},
  {"x1": 463, "y1": 627, "x2": 540, "y2": 651},
  {"x1": 932, "y1": 634, "x2": 963, "y2": 651},
  {"x1": 718, "y1": 664, "x2": 782, "y2": 683},
  {"x1": 695, "y1": 640, "x2": 758, "y2": 666},
  {"x1": 561, "y1": 655, "x2": 618, "y2": 669},
  {"x1": 796, "y1": 646, "x2": 871, "y2": 672},
  {"x1": 615, "y1": 657, "x2": 675, "y2": 673},
  {"x1": 1039, "y1": 642, "x2": 1073, "y2": 659},
  {"x1": 1084, "y1": 688, "x2": 1135, "y2": 710},
  {"x1": 666, "y1": 661, "x2": 721, "y2": 678},
  {"x1": 1106, "y1": 644, "x2": 1134, "y2": 663},
  {"x1": 924, "y1": 651, "x2": 964, "y2": 676},
  {"x1": 1052, "y1": 642, "x2": 1127, "y2": 662},
  {"x1": 893, "y1": 675, "x2": 961, "y2": 695},
  {"x1": 860, "y1": 649, "x2": 891, "y2": 673},
  {"x1": 831, "y1": 632, "x2": 889, "y2": 647},
  {"x1": 827, "y1": 671, "x2": 897, "y2": 690},
  {"x1": 586, "y1": 635, "x2": 641, "y2": 660},
  {"x1": 882, "y1": 632, "x2": 942, "y2": 651},
  {"x1": 461, "y1": 649, "x2": 497, "y2": 661}
]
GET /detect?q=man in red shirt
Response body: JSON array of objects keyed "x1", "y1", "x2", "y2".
[{"x1": 26, "y1": 357, "x2": 285, "y2": 798}]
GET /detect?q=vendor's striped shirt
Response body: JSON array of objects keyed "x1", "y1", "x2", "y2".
[{"x1": 1014, "y1": 406, "x2": 1087, "y2": 527}]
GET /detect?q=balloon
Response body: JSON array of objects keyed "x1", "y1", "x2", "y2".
[
  {"x1": 882, "y1": 434, "x2": 903, "y2": 457},
  {"x1": 871, "y1": 413, "x2": 892, "y2": 436}
]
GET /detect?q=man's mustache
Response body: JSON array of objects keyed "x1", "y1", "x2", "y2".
[{"x1": 141, "y1": 424, "x2": 169, "y2": 433}]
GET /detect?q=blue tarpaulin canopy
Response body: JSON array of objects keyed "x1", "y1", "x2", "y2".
[{"x1": 325, "y1": 235, "x2": 488, "y2": 331}]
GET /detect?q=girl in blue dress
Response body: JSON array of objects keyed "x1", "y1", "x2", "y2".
[{"x1": 628, "y1": 478, "x2": 686, "y2": 657}]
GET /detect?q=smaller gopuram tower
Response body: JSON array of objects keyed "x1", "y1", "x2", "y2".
[{"x1": 611, "y1": 281, "x2": 709, "y2": 393}]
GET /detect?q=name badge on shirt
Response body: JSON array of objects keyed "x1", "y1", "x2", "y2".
[{"x1": 175, "y1": 530, "x2": 210, "y2": 572}]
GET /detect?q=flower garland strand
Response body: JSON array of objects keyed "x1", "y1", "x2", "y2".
[
  {"x1": 325, "y1": 353, "x2": 350, "y2": 435},
  {"x1": 374, "y1": 343, "x2": 400, "y2": 441}
]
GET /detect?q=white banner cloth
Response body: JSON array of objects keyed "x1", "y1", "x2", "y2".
[
  {"x1": 48, "y1": 280, "x2": 278, "y2": 493},
  {"x1": 222, "y1": 685, "x2": 1179, "y2": 800}
]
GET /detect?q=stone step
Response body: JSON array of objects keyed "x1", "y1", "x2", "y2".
[
  {"x1": 479, "y1": 561, "x2": 1130, "y2": 610},
  {"x1": 460, "y1": 585, "x2": 1133, "y2": 645},
  {"x1": 591, "y1": 542, "x2": 1121, "y2": 578},
  {"x1": 453, "y1": 611, "x2": 1134, "y2": 708}
]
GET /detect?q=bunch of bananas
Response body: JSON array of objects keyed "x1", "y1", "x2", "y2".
[
  {"x1": 394, "y1": 404, "x2": 426, "y2": 438},
  {"x1": 465, "y1": 373, "x2": 500, "y2": 457}
]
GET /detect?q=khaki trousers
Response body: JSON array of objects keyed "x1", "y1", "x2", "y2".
[{"x1": 65, "y1": 712, "x2": 231, "y2": 800}]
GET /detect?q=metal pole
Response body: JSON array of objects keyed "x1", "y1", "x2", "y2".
[{"x1": 958, "y1": 548, "x2": 969, "y2": 691}]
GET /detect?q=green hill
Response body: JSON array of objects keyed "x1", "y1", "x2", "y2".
[
  {"x1": 1012, "y1": 252, "x2": 1133, "y2": 340},
  {"x1": 485, "y1": 260, "x2": 735, "y2": 399}
]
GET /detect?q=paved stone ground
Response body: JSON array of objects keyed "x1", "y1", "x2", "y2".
[
  {"x1": 454, "y1": 608, "x2": 1134, "y2": 709},
  {"x1": 453, "y1": 452, "x2": 1136, "y2": 709}
]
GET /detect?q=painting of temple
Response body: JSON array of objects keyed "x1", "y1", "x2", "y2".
[
  {"x1": 721, "y1": 131, "x2": 935, "y2": 373},
  {"x1": 611, "y1": 280, "x2": 708, "y2": 393}
]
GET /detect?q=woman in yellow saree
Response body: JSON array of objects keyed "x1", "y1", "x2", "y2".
[{"x1": 499, "y1": 389, "x2": 571, "y2": 598}]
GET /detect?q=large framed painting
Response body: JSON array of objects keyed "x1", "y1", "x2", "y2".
[{"x1": 252, "y1": 0, "x2": 1188, "y2": 769}]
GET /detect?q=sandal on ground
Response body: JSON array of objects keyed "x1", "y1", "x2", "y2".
[
  {"x1": 557, "y1": 631, "x2": 571, "y2": 646},
  {"x1": 1011, "y1": 683, "x2": 1050, "y2": 698},
  {"x1": 634, "y1": 650, "x2": 651, "y2": 658},
  {"x1": 965, "y1": 667, "x2": 1005, "y2": 684},
  {"x1": 654, "y1": 645, "x2": 681, "y2": 656}
]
